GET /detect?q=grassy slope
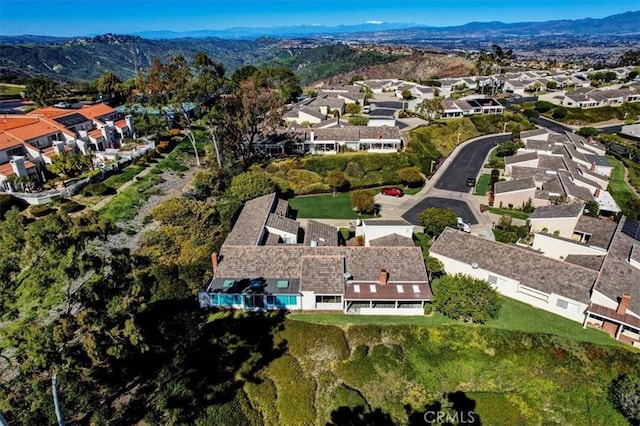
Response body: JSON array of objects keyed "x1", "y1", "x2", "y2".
[
  {"x1": 229, "y1": 314, "x2": 637, "y2": 425},
  {"x1": 607, "y1": 156, "x2": 639, "y2": 210}
]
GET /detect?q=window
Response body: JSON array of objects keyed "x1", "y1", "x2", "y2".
[
  {"x1": 556, "y1": 298, "x2": 580, "y2": 313},
  {"x1": 412, "y1": 285, "x2": 421, "y2": 293},
  {"x1": 396, "y1": 285, "x2": 404, "y2": 293},
  {"x1": 268, "y1": 295, "x2": 297, "y2": 307},
  {"x1": 353, "y1": 285, "x2": 360, "y2": 293},
  {"x1": 222, "y1": 280, "x2": 235, "y2": 288},
  {"x1": 369, "y1": 285, "x2": 377, "y2": 293},
  {"x1": 276, "y1": 280, "x2": 289, "y2": 289},
  {"x1": 316, "y1": 295, "x2": 342, "y2": 304}
]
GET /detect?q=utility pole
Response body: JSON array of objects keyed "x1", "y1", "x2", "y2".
[{"x1": 52, "y1": 373, "x2": 65, "y2": 426}]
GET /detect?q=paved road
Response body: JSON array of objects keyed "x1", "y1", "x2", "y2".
[
  {"x1": 530, "y1": 116, "x2": 623, "y2": 135},
  {"x1": 402, "y1": 197, "x2": 478, "y2": 226},
  {"x1": 434, "y1": 134, "x2": 511, "y2": 192}
]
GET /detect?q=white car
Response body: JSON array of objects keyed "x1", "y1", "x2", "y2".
[{"x1": 457, "y1": 217, "x2": 471, "y2": 233}]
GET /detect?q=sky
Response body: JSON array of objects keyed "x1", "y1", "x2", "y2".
[{"x1": 0, "y1": 0, "x2": 638, "y2": 37}]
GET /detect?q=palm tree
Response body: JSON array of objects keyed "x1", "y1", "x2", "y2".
[{"x1": 97, "y1": 71, "x2": 121, "y2": 99}]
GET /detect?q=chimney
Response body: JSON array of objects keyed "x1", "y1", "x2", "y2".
[
  {"x1": 617, "y1": 294, "x2": 630, "y2": 315},
  {"x1": 590, "y1": 162, "x2": 596, "y2": 171},
  {"x1": 10, "y1": 156, "x2": 27, "y2": 177},
  {"x1": 211, "y1": 252, "x2": 218, "y2": 274},
  {"x1": 594, "y1": 188, "x2": 601, "y2": 198},
  {"x1": 310, "y1": 130, "x2": 315, "y2": 142},
  {"x1": 125, "y1": 114, "x2": 134, "y2": 135},
  {"x1": 53, "y1": 141, "x2": 65, "y2": 155},
  {"x1": 379, "y1": 269, "x2": 388, "y2": 285}
]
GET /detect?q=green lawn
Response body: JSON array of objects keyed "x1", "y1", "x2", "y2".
[
  {"x1": 402, "y1": 185, "x2": 424, "y2": 196},
  {"x1": 0, "y1": 84, "x2": 25, "y2": 96},
  {"x1": 474, "y1": 173, "x2": 492, "y2": 195},
  {"x1": 607, "y1": 156, "x2": 639, "y2": 210},
  {"x1": 485, "y1": 206, "x2": 530, "y2": 220},
  {"x1": 290, "y1": 297, "x2": 625, "y2": 347},
  {"x1": 288, "y1": 192, "x2": 375, "y2": 219},
  {"x1": 103, "y1": 165, "x2": 144, "y2": 189}
]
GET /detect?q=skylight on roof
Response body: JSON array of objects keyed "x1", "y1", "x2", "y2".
[
  {"x1": 396, "y1": 285, "x2": 404, "y2": 293},
  {"x1": 370, "y1": 285, "x2": 377, "y2": 293},
  {"x1": 412, "y1": 285, "x2": 420, "y2": 293},
  {"x1": 276, "y1": 280, "x2": 289, "y2": 289},
  {"x1": 353, "y1": 284, "x2": 360, "y2": 293},
  {"x1": 222, "y1": 280, "x2": 234, "y2": 288}
]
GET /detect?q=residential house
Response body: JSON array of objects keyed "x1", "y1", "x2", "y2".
[
  {"x1": 291, "y1": 126, "x2": 403, "y2": 155},
  {"x1": 528, "y1": 203, "x2": 585, "y2": 238},
  {"x1": 198, "y1": 193, "x2": 432, "y2": 315},
  {"x1": 355, "y1": 219, "x2": 415, "y2": 247}
]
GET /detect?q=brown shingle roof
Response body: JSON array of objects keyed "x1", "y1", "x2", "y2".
[
  {"x1": 494, "y1": 177, "x2": 536, "y2": 194},
  {"x1": 593, "y1": 217, "x2": 640, "y2": 314},
  {"x1": 223, "y1": 193, "x2": 276, "y2": 246},
  {"x1": 529, "y1": 203, "x2": 584, "y2": 219},
  {"x1": 369, "y1": 233, "x2": 415, "y2": 247},
  {"x1": 266, "y1": 213, "x2": 299, "y2": 236},
  {"x1": 564, "y1": 255, "x2": 605, "y2": 271},
  {"x1": 215, "y1": 246, "x2": 428, "y2": 287},
  {"x1": 300, "y1": 256, "x2": 345, "y2": 294},
  {"x1": 574, "y1": 215, "x2": 617, "y2": 250},
  {"x1": 304, "y1": 220, "x2": 338, "y2": 246},
  {"x1": 431, "y1": 228, "x2": 598, "y2": 304}
]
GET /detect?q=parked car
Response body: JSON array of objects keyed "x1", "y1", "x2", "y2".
[
  {"x1": 457, "y1": 217, "x2": 471, "y2": 233},
  {"x1": 362, "y1": 105, "x2": 371, "y2": 114},
  {"x1": 466, "y1": 177, "x2": 476, "y2": 187},
  {"x1": 381, "y1": 187, "x2": 404, "y2": 197}
]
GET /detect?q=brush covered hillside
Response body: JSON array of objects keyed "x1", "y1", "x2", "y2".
[
  {"x1": 317, "y1": 52, "x2": 474, "y2": 87},
  {"x1": 107, "y1": 311, "x2": 637, "y2": 425}
]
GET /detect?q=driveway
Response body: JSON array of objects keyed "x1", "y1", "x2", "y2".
[
  {"x1": 375, "y1": 191, "x2": 408, "y2": 212},
  {"x1": 402, "y1": 197, "x2": 478, "y2": 226},
  {"x1": 370, "y1": 101, "x2": 405, "y2": 110},
  {"x1": 434, "y1": 134, "x2": 511, "y2": 192}
]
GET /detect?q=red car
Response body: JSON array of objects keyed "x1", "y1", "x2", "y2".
[{"x1": 381, "y1": 187, "x2": 404, "y2": 197}]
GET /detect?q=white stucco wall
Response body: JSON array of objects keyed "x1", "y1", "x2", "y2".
[
  {"x1": 494, "y1": 187, "x2": 536, "y2": 209},
  {"x1": 356, "y1": 224, "x2": 414, "y2": 246},
  {"x1": 529, "y1": 216, "x2": 580, "y2": 238},
  {"x1": 532, "y1": 232, "x2": 607, "y2": 259},
  {"x1": 431, "y1": 253, "x2": 588, "y2": 323}
]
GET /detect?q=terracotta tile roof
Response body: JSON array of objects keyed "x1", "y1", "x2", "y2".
[
  {"x1": 88, "y1": 128, "x2": 104, "y2": 139},
  {"x1": 79, "y1": 103, "x2": 116, "y2": 120},
  {"x1": 4, "y1": 120, "x2": 67, "y2": 141},
  {"x1": 31, "y1": 107, "x2": 76, "y2": 119},
  {"x1": 0, "y1": 131, "x2": 24, "y2": 151},
  {"x1": 431, "y1": 228, "x2": 598, "y2": 304},
  {"x1": 114, "y1": 118, "x2": 128, "y2": 128},
  {"x1": 0, "y1": 116, "x2": 40, "y2": 131},
  {"x1": 0, "y1": 159, "x2": 37, "y2": 177}
]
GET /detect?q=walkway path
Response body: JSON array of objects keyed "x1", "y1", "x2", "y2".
[{"x1": 89, "y1": 165, "x2": 154, "y2": 211}]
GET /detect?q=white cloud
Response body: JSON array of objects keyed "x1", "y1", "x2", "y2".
[{"x1": 365, "y1": 20, "x2": 384, "y2": 25}]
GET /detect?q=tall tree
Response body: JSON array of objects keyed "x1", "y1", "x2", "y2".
[
  {"x1": 490, "y1": 44, "x2": 514, "y2": 96},
  {"x1": 25, "y1": 77, "x2": 59, "y2": 107},
  {"x1": 418, "y1": 98, "x2": 443, "y2": 122}
]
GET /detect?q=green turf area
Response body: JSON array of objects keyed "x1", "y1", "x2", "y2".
[
  {"x1": 607, "y1": 156, "x2": 639, "y2": 210},
  {"x1": 288, "y1": 192, "x2": 375, "y2": 219},
  {"x1": 473, "y1": 173, "x2": 492, "y2": 195},
  {"x1": 0, "y1": 84, "x2": 25, "y2": 96},
  {"x1": 103, "y1": 165, "x2": 144, "y2": 189},
  {"x1": 290, "y1": 297, "x2": 624, "y2": 347},
  {"x1": 484, "y1": 206, "x2": 530, "y2": 220},
  {"x1": 402, "y1": 185, "x2": 424, "y2": 195}
]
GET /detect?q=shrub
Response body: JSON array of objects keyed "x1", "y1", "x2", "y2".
[
  {"x1": 432, "y1": 274, "x2": 502, "y2": 323},
  {"x1": 344, "y1": 161, "x2": 365, "y2": 178},
  {"x1": 82, "y1": 182, "x2": 115, "y2": 197},
  {"x1": 345, "y1": 103, "x2": 361, "y2": 114},
  {"x1": 523, "y1": 109, "x2": 540, "y2": 118},
  {"x1": 327, "y1": 170, "x2": 349, "y2": 192},
  {"x1": 609, "y1": 373, "x2": 640, "y2": 422},
  {"x1": 397, "y1": 167, "x2": 424, "y2": 187},
  {"x1": 418, "y1": 207, "x2": 457, "y2": 237},
  {"x1": 57, "y1": 200, "x2": 84, "y2": 215},
  {"x1": 0, "y1": 194, "x2": 28, "y2": 218},
  {"x1": 577, "y1": 127, "x2": 599, "y2": 137},
  {"x1": 534, "y1": 101, "x2": 554, "y2": 113},
  {"x1": 228, "y1": 172, "x2": 277, "y2": 202},
  {"x1": 350, "y1": 190, "x2": 375, "y2": 214},
  {"x1": 496, "y1": 141, "x2": 518, "y2": 157},
  {"x1": 348, "y1": 116, "x2": 369, "y2": 126},
  {"x1": 30, "y1": 204, "x2": 55, "y2": 217},
  {"x1": 423, "y1": 303, "x2": 433, "y2": 315},
  {"x1": 552, "y1": 107, "x2": 568, "y2": 120}
]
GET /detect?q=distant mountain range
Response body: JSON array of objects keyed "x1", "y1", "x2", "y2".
[{"x1": 136, "y1": 11, "x2": 640, "y2": 39}]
